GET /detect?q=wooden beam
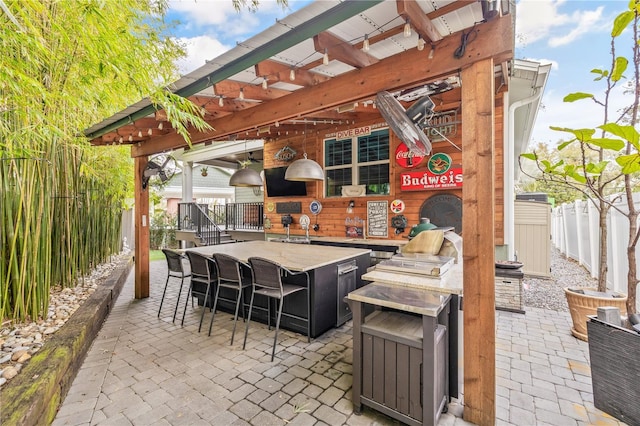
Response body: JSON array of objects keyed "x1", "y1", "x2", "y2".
[
  {"x1": 134, "y1": 156, "x2": 150, "y2": 299},
  {"x1": 397, "y1": 0, "x2": 443, "y2": 42},
  {"x1": 428, "y1": 0, "x2": 476, "y2": 20},
  {"x1": 132, "y1": 15, "x2": 512, "y2": 157},
  {"x1": 461, "y1": 58, "x2": 496, "y2": 425},
  {"x1": 313, "y1": 31, "x2": 379, "y2": 69},
  {"x1": 212, "y1": 80, "x2": 291, "y2": 100},
  {"x1": 254, "y1": 60, "x2": 330, "y2": 87}
]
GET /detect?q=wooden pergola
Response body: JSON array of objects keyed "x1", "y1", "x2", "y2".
[{"x1": 84, "y1": 1, "x2": 515, "y2": 424}]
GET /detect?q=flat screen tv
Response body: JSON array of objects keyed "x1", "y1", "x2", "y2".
[{"x1": 264, "y1": 166, "x2": 307, "y2": 197}]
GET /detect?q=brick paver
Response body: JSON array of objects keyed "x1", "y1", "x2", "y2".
[{"x1": 52, "y1": 261, "x2": 628, "y2": 426}]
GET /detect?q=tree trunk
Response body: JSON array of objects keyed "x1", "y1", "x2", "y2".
[
  {"x1": 625, "y1": 175, "x2": 638, "y2": 314},
  {"x1": 597, "y1": 200, "x2": 608, "y2": 293}
]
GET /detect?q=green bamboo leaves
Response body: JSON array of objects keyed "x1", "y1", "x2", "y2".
[{"x1": 0, "y1": 0, "x2": 183, "y2": 322}]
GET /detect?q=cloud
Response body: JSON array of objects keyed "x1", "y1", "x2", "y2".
[
  {"x1": 175, "y1": 35, "x2": 232, "y2": 75},
  {"x1": 169, "y1": 0, "x2": 290, "y2": 34},
  {"x1": 516, "y1": 0, "x2": 607, "y2": 49},
  {"x1": 548, "y1": 7, "x2": 604, "y2": 47},
  {"x1": 530, "y1": 80, "x2": 632, "y2": 146}
]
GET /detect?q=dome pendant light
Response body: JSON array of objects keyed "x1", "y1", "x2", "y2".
[
  {"x1": 229, "y1": 141, "x2": 263, "y2": 187},
  {"x1": 229, "y1": 167, "x2": 263, "y2": 187},
  {"x1": 285, "y1": 122, "x2": 324, "y2": 182}
]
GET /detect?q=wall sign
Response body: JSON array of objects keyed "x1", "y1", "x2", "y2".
[
  {"x1": 427, "y1": 153, "x2": 452, "y2": 174},
  {"x1": 276, "y1": 202, "x2": 302, "y2": 214},
  {"x1": 309, "y1": 200, "x2": 322, "y2": 215},
  {"x1": 400, "y1": 166, "x2": 463, "y2": 191},
  {"x1": 345, "y1": 217, "x2": 364, "y2": 238},
  {"x1": 336, "y1": 125, "x2": 371, "y2": 140},
  {"x1": 425, "y1": 110, "x2": 458, "y2": 142},
  {"x1": 274, "y1": 145, "x2": 296, "y2": 162},
  {"x1": 395, "y1": 143, "x2": 425, "y2": 168},
  {"x1": 367, "y1": 201, "x2": 388, "y2": 237},
  {"x1": 390, "y1": 199, "x2": 405, "y2": 214}
]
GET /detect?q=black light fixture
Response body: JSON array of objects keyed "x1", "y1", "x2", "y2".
[{"x1": 482, "y1": 0, "x2": 499, "y2": 21}]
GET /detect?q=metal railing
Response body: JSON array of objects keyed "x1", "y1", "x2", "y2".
[
  {"x1": 178, "y1": 202, "x2": 264, "y2": 245},
  {"x1": 177, "y1": 202, "x2": 222, "y2": 245},
  {"x1": 213, "y1": 202, "x2": 264, "y2": 231}
]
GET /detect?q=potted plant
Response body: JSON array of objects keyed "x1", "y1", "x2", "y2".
[
  {"x1": 201, "y1": 166, "x2": 208, "y2": 177},
  {"x1": 521, "y1": 3, "x2": 638, "y2": 341},
  {"x1": 522, "y1": 4, "x2": 640, "y2": 423}
]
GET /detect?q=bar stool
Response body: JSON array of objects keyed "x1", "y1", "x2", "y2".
[
  {"x1": 243, "y1": 257, "x2": 310, "y2": 361},
  {"x1": 183, "y1": 251, "x2": 216, "y2": 332},
  {"x1": 159, "y1": 249, "x2": 191, "y2": 323},
  {"x1": 209, "y1": 253, "x2": 252, "y2": 344}
]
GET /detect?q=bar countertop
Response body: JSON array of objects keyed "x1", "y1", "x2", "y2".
[
  {"x1": 347, "y1": 281, "x2": 451, "y2": 317},
  {"x1": 185, "y1": 240, "x2": 371, "y2": 272}
]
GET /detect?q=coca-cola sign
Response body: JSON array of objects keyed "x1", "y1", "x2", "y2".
[{"x1": 395, "y1": 143, "x2": 425, "y2": 168}]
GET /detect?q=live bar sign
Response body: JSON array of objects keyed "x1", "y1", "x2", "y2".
[{"x1": 400, "y1": 167, "x2": 463, "y2": 191}]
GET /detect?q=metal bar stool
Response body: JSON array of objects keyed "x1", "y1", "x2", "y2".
[
  {"x1": 208, "y1": 253, "x2": 252, "y2": 344},
  {"x1": 183, "y1": 251, "x2": 216, "y2": 332},
  {"x1": 243, "y1": 256, "x2": 310, "y2": 361},
  {"x1": 159, "y1": 249, "x2": 191, "y2": 323}
]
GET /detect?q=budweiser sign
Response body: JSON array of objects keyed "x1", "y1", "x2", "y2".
[
  {"x1": 395, "y1": 143, "x2": 425, "y2": 168},
  {"x1": 400, "y1": 166, "x2": 463, "y2": 191}
]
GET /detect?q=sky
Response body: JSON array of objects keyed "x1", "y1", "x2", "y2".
[{"x1": 166, "y1": 0, "x2": 635, "y2": 148}]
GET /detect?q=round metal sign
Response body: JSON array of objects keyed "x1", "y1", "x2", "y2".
[
  {"x1": 427, "y1": 153, "x2": 452, "y2": 175},
  {"x1": 390, "y1": 199, "x2": 405, "y2": 214},
  {"x1": 419, "y1": 193, "x2": 462, "y2": 234},
  {"x1": 309, "y1": 200, "x2": 323, "y2": 215},
  {"x1": 394, "y1": 143, "x2": 425, "y2": 168}
]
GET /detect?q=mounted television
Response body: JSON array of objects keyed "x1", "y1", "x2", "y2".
[{"x1": 264, "y1": 166, "x2": 307, "y2": 197}]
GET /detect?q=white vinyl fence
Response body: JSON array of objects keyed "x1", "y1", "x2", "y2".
[{"x1": 552, "y1": 193, "x2": 640, "y2": 301}]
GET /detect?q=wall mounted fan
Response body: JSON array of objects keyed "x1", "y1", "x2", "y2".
[
  {"x1": 141, "y1": 154, "x2": 178, "y2": 190},
  {"x1": 376, "y1": 91, "x2": 434, "y2": 156}
]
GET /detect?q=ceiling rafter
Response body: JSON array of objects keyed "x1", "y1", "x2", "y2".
[
  {"x1": 428, "y1": 0, "x2": 477, "y2": 20},
  {"x1": 254, "y1": 60, "x2": 330, "y2": 87},
  {"x1": 396, "y1": 0, "x2": 443, "y2": 43},
  {"x1": 129, "y1": 15, "x2": 513, "y2": 157},
  {"x1": 312, "y1": 31, "x2": 379, "y2": 69},
  {"x1": 212, "y1": 80, "x2": 291, "y2": 100}
]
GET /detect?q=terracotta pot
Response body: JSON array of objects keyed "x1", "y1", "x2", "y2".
[{"x1": 564, "y1": 287, "x2": 627, "y2": 341}]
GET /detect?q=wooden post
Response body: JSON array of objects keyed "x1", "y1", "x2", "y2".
[
  {"x1": 134, "y1": 156, "x2": 150, "y2": 299},
  {"x1": 461, "y1": 58, "x2": 496, "y2": 425}
]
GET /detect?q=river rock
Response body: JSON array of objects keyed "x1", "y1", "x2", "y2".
[
  {"x1": 3, "y1": 366, "x2": 18, "y2": 380},
  {"x1": 17, "y1": 352, "x2": 31, "y2": 363},
  {"x1": 12, "y1": 350, "x2": 28, "y2": 361}
]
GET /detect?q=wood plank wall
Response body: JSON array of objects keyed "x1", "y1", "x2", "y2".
[{"x1": 261, "y1": 87, "x2": 506, "y2": 244}]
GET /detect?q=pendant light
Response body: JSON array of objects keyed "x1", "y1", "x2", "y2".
[
  {"x1": 229, "y1": 141, "x2": 263, "y2": 187},
  {"x1": 285, "y1": 122, "x2": 324, "y2": 182},
  {"x1": 229, "y1": 167, "x2": 263, "y2": 187}
]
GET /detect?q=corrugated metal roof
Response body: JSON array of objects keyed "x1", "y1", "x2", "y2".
[{"x1": 84, "y1": 0, "x2": 495, "y2": 141}]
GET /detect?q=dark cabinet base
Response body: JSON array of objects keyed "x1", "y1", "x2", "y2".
[
  {"x1": 211, "y1": 252, "x2": 370, "y2": 338},
  {"x1": 357, "y1": 310, "x2": 447, "y2": 426}
]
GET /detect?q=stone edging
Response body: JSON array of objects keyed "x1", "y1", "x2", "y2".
[{"x1": 0, "y1": 255, "x2": 134, "y2": 426}]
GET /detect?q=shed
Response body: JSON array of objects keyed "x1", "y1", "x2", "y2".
[{"x1": 514, "y1": 199, "x2": 551, "y2": 277}]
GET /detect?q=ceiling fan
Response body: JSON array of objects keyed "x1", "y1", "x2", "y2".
[
  {"x1": 247, "y1": 152, "x2": 262, "y2": 163},
  {"x1": 376, "y1": 90, "x2": 434, "y2": 156},
  {"x1": 141, "y1": 154, "x2": 178, "y2": 190}
]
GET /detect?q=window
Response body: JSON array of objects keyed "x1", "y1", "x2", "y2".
[{"x1": 324, "y1": 129, "x2": 390, "y2": 197}]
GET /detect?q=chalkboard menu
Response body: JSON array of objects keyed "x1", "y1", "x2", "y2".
[{"x1": 367, "y1": 201, "x2": 388, "y2": 237}]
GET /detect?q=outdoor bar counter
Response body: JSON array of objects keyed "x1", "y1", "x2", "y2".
[{"x1": 186, "y1": 241, "x2": 371, "y2": 338}]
